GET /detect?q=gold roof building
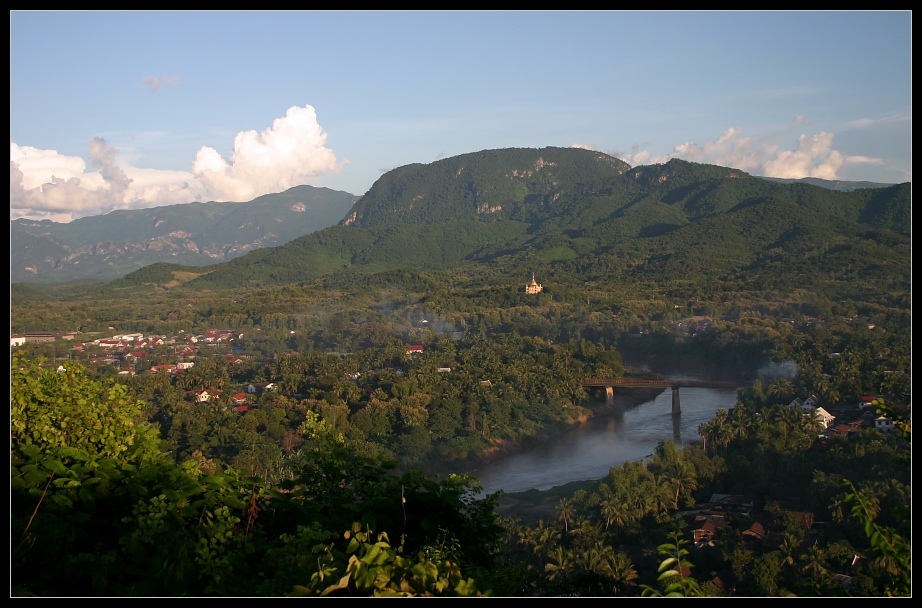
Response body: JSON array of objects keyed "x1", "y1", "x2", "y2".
[{"x1": 524, "y1": 274, "x2": 543, "y2": 294}]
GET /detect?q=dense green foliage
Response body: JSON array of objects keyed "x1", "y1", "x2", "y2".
[
  {"x1": 11, "y1": 355, "x2": 502, "y2": 596},
  {"x1": 10, "y1": 276, "x2": 911, "y2": 597}
]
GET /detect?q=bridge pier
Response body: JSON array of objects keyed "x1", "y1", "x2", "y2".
[
  {"x1": 672, "y1": 386, "x2": 681, "y2": 415},
  {"x1": 605, "y1": 386, "x2": 614, "y2": 406}
]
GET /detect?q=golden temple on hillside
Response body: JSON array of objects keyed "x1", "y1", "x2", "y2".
[{"x1": 524, "y1": 274, "x2": 543, "y2": 294}]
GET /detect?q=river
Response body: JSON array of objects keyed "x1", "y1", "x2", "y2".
[{"x1": 470, "y1": 355, "x2": 746, "y2": 496}]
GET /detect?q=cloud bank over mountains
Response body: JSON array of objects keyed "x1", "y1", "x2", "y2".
[{"x1": 610, "y1": 115, "x2": 886, "y2": 182}]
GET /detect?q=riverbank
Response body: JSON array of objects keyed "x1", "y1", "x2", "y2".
[
  {"x1": 421, "y1": 386, "x2": 664, "y2": 523},
  {"x1": 488, "y1": 391, "x2": 666, "y2": 525},
  {"x1": 493, "y1": 479, "x2": 600, "y2": 525},
  {"x1": 426, "y1": 386, "x2": 664, "y2": 476}
]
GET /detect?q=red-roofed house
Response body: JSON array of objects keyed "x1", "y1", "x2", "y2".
[{"x1": 824, "y1": 421, "x2": 861, "y2": 437}]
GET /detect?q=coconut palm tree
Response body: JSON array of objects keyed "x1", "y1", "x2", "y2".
[
  {"x1": 766, "y1": 377, "x2": 796, "y2": 403},
  {"x1": 545, "y1": 546, "x2": 572, "y2": 582},
  {"x1": 778, "y1": 532, "x2": 801, "y2": 575},
  {"x1": 799, "y1": 544, "x2": 828, "y2": 586},
  {"x1": 535, "y1": 522, "x2": 561, "y2": 555},
  {"x1": 599, "y1": 547, "x2": 639, "y2": 594},
  {"x1": 662, "y1": 461, "x2": 699, "y2": 510},
  {"x1": 556, "y1": 498, "x2": 576, "y2": 534},
  {"x1": 697, "y1": 418, "x2": 716, "y2": 454},
  {"x1": 600, "y1": 499, "x2": 619, "y2": 530}
]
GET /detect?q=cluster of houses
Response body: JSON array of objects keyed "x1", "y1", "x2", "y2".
[
  {"x1": 12, "y1": 329, "x2": 236, "y2": 349},
  {"x1": 13, "y1": 329, "x2": 254, "y2": 406},
  {"x1": 12, "y1": 330, "x2": 237, "y2": 367},
  {"x1": 790, "y1": 394, "x2": 897, "y2": 438},
  {"x1": 185, "y1": 382, "x2": 278, "y2": 413},
  {"x1": 681, "y1": 493, "x2": 860, "y2": 593},
  {"x1": 668, "y1": 316, "x2": 713, "y2": 337}
]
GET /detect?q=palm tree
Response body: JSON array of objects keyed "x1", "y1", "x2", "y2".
[
  {"x1": 663, "y1": 461, "x2": 699, "y2": 510},
  {"x1": 764, "y1": 402, "x2": 790, "y2": 432},
  {"x1": 556, "y1": 498, "x2": 576, "y2": 534},
  {"x1": 601, "y1": 548, "x2": 639, "y2": 593},
  {"x1": 711, "y1": 407, "x2": 729, "y2": 427},
  {"x1": 534, "y1": 522, "x2": 561, "y2": 556},
  {"x1": 778, "y1": 532, "x2": 801, "y2": 575},
  {"x1": 797, "y1": 407, "x2": 826, "y2": 436},
  {"x1": 600, "y1": 499, "x2": 619, "y2": 530},
  {"x1": 572, "y1": 516, "x2": 601, "y2": 544},
  {"x1": 799, "y1": 544, "x2": 828, "y2": 585},
  {"x1": 650, "y1": 477, "x2": 676, "y2": 515},
  {"x1": 704, "y1": 408, "x2": 733, "y2": 454},
  {"x1": 544, "y1": 546, "x2": 572, "y2": 582},
  {"x1": 627, "y1": 486, "x2": 652, "y2": 521},
  {"x1": 697, "y1": 419, "x2": 714, "y2": 454},
  {"x1": 766, "y1": 378, "x2": 796, "y2": 403}
]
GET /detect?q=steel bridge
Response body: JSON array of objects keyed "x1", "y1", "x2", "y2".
[{"x1": 582, "y1": 378, "x2": 743, "y2": 414}]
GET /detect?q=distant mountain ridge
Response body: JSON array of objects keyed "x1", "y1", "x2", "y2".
[
  {"x1": 10, "y1": 185, "x2": 359, "y2": 283},
  {"x1": 108, "y1": 146, "x2": 908, "y2": 292},
  {"x1": 757, "y1": 175, "x2": 897, "y2": 192}
]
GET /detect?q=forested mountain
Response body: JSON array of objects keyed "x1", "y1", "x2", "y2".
[
  {"x1": 342, "y1": 146, "x2": 633, "y2": 228},
  {"x1": 108, "y1": 147, "x2": 909, "y2": 293},
  {"x1": 10, "y1": 185, "x2": 359, "y2": 283}
]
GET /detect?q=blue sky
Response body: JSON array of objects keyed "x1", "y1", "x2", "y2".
[{"x1": 11, "y1": 10, "x2": 912, "y2": 222}]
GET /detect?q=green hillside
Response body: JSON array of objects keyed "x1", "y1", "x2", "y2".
[
  {"x1": 344, "y1": 146, "x2": 632, "y2": 227},
  {"x1": 115, "y1": 148, "x2": 908, "y2": 294}
]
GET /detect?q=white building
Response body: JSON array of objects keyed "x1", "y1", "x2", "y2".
[
  {"x1": 813, "y1": 407, "x2": 836, "y2": 429},
  {"x1": 874, "y1": 416, "x2": 896, "y2": 434}
]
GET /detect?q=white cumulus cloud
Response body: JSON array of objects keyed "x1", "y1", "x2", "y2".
[
  {"x1": 191, "y1": 105, "x2": 345, "y2": 202},
  {"x1": 761, "y1": 132, "x2": 845, "y2": 180},
  {"x1": 611, "y1": 118, "x2": 873, "y2": 181},
  {"x1": 10, "y1": 104, "x2": 345, "y2": 222}
]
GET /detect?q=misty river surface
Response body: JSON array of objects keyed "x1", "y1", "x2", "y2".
[{"x1": 470, "y1": 356, "x2": 744, "y2": 496}]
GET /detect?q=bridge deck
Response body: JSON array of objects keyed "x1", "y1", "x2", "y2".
[{"x1": 582, "y1": 378, "x2": 741, "y2": 388}]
